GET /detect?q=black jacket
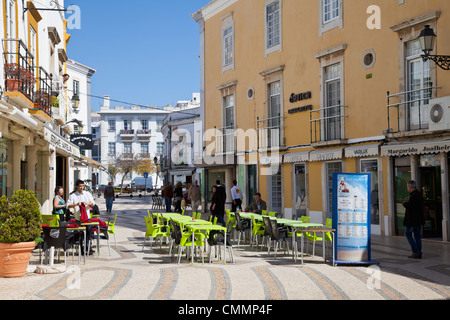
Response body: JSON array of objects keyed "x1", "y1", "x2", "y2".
[{"x1": 402, "y1": 189, "x2": 425, "y2": 227}]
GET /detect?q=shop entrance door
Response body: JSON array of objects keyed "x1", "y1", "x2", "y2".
[{"x1": 420, "y1": 166, "x2": 442, "y2": 239}]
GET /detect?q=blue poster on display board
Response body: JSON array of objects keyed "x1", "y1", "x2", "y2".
[{"x1": 330, "y1": 173, "x2": 379, "y2": 266}]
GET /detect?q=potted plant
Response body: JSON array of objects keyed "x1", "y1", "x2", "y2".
[
  {"x1": 0, "y1": 190, "x2": 42, "y2": 278},
  {"x1": 4, "y1": 63, "x2": 19, "y2": 91}
]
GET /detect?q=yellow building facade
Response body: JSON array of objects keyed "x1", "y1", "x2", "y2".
[{"x1": 193, "y1": 0, "x2": 450, "y2": 241}]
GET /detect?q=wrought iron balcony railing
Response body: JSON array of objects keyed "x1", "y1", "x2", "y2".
[
  {"x1": 386, "y1": 86, "x2": 440, "y2": 134},
  {"x1": 257, "y1": 116, "x2": 284, "y2": 149},
  {"x1": 3, "y1": 39, "x2": 35, "y2": 103},
  {"x1": 310, "y1": 105, "x2": 346, "y2": 144}
]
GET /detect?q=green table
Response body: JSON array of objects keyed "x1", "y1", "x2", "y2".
[{"x1": 185, "y1": 224, "x2": 228, "y2": 265}]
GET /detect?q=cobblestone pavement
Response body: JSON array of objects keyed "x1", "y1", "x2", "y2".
[{"x1": 1, "y1": 195, "x2": 449, "y2": 301}]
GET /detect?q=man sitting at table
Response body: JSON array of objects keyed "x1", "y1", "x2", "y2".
[{"x1": 245, "y1": 193, "x2": 267, "y2": 215}]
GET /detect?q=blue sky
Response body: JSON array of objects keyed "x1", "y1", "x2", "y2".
[{"x1": 66, "y1": 0, "x2": 211, "y2": 111}]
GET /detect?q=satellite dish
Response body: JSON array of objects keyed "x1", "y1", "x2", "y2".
[{"x1": 430, "y1": 103, "x2": 444, "y2": 123}]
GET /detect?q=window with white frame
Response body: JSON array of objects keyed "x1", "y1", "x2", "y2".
[
  {"x1": 123, "y1": 119, "x2": 131, "y2": 131},
  {"x1": 140, "y1": 143, "x2": 149, "y2": 155},
  {"x1": 322, "y1": 0, "x2": 340, "y2": 24},
  {"x1": 108, "y1": 119, "x2": 116, "y2": 131},
  {"x1": 222, "y1": 14, "x2": 234, "y2": 72},
  {"x1": 108, "y1": 142, "x2": 116, "y2": 155},
  {"x1": 123, "y1": 143, "x2": 132, "y2": 154},
  {"x1": 265, "y1": 0, "x2": 282, "y2": 55},
  {"x1": 157, "y1": 142, "x2": 164, "y2": 154},
  {"x1": 156, "y1": 119, "x2": 163, "y2": 132},
  {"x1": 141, "y1": 119, "x2": 148, "y2": 131},
  {"x1": 324, "y1": 63, "x2": 342, "y2": 141},
  {"x1": 319, "y1": 0, "x2": 343, "y2": 35}
]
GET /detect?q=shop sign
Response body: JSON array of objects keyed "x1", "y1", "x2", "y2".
[
  {"x1": 288, "y1": 91, "x2": 313, "y2": 114},
  {"x1": 70, "y1": 134, "x2": 93, "y2": 150},
  {"x1": 44, "y1": 127, "x2": 80, "y2": 158},
  {"x1": 345, "y1": 144, "x2": 379, "y2": 158},
  {"x1": 381, "y1": 140, "x2": 450, "y2": 157}
]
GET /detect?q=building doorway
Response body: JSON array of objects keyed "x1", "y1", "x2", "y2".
[{"x1": 419, "y1": 154, "x2": 442, "y2": 239}]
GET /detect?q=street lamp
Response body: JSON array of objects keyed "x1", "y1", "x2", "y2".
[{"x1": 418, "y1": 25, "x2": 450, "y2": 70}]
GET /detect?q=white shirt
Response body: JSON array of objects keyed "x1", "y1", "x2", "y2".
[
  {"x1": 67, "y1": 191, "x2": 95, "y2": 220},
  {"x1": 231, "y1": 185, "x2": 243, "y2": 200}
]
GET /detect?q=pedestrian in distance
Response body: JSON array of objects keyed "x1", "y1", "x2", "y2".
[
  {"x1": 163, "y1": 183, "x2": 173, "y2": 212},
  {"x1": 173, "y1": 182, "x2": 183, "y2": 213},
  {"x1": 216, "y1": 180, "x2": 226, "y2": 206},
  {"x1": 231, "y1": 179, "x2": 243, "y2": 213},
  {"x1": 188, "y1": 180, "x2": 202, "y2": 214},
  {"x1": 402, "y1": 180, "x2": 425, "y2": 259},
  {"x1": 104, "y1": 182, "x2": 115, "y2": 214},
  {"x1": 211, "y1": 185, "x2": 226, "y2": 227}
]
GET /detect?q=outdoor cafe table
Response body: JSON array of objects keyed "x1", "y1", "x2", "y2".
[
  {"x1": 67, "y1": 226, "x2": 87, "y2": 264},
  {"x1": 185, "y1": 224, "x2": 228, "y2": 265},
  {"x1": 290, "y1": 224, "x2": 336, "y2": 267}
]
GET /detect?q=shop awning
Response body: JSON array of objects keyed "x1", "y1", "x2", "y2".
[
  {"x1": 345, "y1": 144, "x2": 380, "y2": 158},
  {"x1": 381, "y1": 140, "x2": 450, "y2": 157},
  {"x1": 284, "y1": 151, "x2": 310, "y2": 163},
  {"x1": 260, "y1": 154, "x2": 283, "y2": 166},
  {"x1": 309, "y1": 148, "x2": 343, "y2": 162},
  {"x1": 44, "y1": 126, "x2": 80, "y2": 158}
]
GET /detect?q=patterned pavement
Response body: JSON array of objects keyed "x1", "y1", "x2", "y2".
[{"x1": 0, "y1": 195, "x2": 449, "y2": 301}]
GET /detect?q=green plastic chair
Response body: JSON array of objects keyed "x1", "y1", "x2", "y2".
[
  {"x1": 262, "y1": 210, "x2": 268, "y2": 216},
  {"x1": 106, "y1": 214, "x2": 118, "y2": 247},
  {"x1": 325, "y1": 218, "x2": 333, "y2": 242},
  {"x1": 304, "y1": 216, "x2": 323, "y2": 256},
  {"x1": 251, "y1": 215, "x2": 265, "y2": 246},
  {"x1": 225, "y1": 209, "x2": 236, "y2": 229},
  {"x1": 268, "y1": 211, "x2": 277, "y2": 217},
  {"x1": 181, "y1": 209, "x2": 186, "y2": 216},
  {"x1": 169, "y1": 218, "x2": 206, "y2": 264},
  {"x1": 209, "y1": 215, "x2": 218, "y2": 225},
  {"x1": 143, "y1": 214, "x2": 170, "y2": 252},
  {"x1": 41, "y1": 214, "x2": 60, "y2": 227}
]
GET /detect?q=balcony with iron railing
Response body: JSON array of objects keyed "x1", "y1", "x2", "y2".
[
  {"x1": 3, "y1": 39, "x2": 35, "y2": 109},
  {"x1": 30, "y1": 66, "x2": 53, "y2": 122},
  {"x1": 120, "y1": 129, "x2": 135, "y2": 140},
  {"x1": 257, "y1": 115, "x2": 285, "y2": 150},
  {"x1": 386, "y1": 86, "x2": 440, "y2": 136},
  {"x1": 310, "y1": 105, "x2": 347, "y2": 145},
  {"x1": 136, "y1": 129, "x2": 151, "y2": 141}
]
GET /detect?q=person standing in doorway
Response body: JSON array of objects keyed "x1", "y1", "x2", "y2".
[
  {"x1": 402, "y1": 180, "x2": 425, "y2": 259},
  {"x1": 231, "y1": 180, "x2": 243, "y2": 213},
  {"x1": 216, "y1": 180, "x2": 226, "y2": 207},
  {"x1": 188, "y1": 180, "x2": 202, "y2": 214},
  {"x1": 104, "y1": 182, "x2": 115, "y2": 214}
]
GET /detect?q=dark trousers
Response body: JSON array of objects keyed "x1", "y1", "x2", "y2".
[
  {"x1": 231, "y1": 199, "x2": 242, "y2": 213},
  {"x1": 405, "y1": 226, "x2": 422, "y2": 256},
  {"x1": 212, "y1": 214, "x2": 226, "y2": 228},
  {"x1": 165, "y1": 197, "x2": 172, "y2": 212}
]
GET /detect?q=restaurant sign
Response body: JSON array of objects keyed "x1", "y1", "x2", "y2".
[
  {"x1": 44, "y1": 127, "x2": 80, "y2": 158},
  {"x1": 70, "y1": 134, "x2": 93, "y2": 150}
]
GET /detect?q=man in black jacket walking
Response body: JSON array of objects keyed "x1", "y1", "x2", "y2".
[{"x1": 402, "y1": 181, "x2": 425, "y2": 259}]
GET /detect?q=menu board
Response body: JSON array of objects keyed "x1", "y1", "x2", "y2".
[{"x1": 331, "y1": 173, "x2": 378, "y2": 265}]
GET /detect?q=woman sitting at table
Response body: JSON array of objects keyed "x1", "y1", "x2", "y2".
[
  {"x1": 211, "y1": 186, "x2": 226, "y2": 227},
  {"x1": 53, "y1": 186, "x2": 69, "y2": 222}
]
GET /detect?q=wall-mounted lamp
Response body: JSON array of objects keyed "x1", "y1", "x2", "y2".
[{"x1": 419, "y1": 25, "x2": 450, "y2": 71}]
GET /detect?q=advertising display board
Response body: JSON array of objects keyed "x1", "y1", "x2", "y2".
[{"x1": 331, "y1": 173, "x2": 379, "y2": 265}]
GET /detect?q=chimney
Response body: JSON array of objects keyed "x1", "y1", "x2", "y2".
[{"x1": 101, "y1": 96, "x2": 111, "y2": 111}]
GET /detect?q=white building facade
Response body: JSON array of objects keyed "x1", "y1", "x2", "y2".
[{"x1": 98, "y1": 96, "x2": 170, "y2": 188}]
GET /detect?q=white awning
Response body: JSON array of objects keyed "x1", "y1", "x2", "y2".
[
  {"x1": 259, "y1": 154, "x2": 283, "y2": 166},
  {"x1": 345, "y1": 144, "x2": 380, "y2": 158},
  {"x1": 309, "y1": 148, "x2": 343, "y2": 162},
  {"x1": 284, "y1": 152, "x2": 310, "y2": 163},
  {"x1": 381, "y1": 140, "x2": 450, "y2": 157}
]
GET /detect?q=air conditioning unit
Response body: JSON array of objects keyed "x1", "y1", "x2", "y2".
[{"x1": 429, "y1": 96, "x2": 450, "y2": 132}]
